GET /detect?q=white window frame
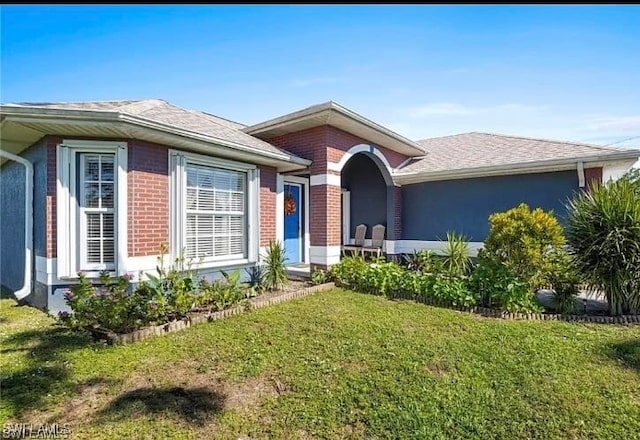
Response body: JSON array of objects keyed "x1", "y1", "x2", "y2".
[
  {"x1": 169, "y1": 149, "x2": 259, "y2": 269},
  {"x1": 56, "y1": 140, "x2": 128, "y2": 279}
]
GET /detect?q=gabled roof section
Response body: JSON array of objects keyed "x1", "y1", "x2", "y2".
[
  {"x1": 0, "y1": 99, "x2": 310, "y2": 171},
  {"x1": 244, "y1": 101, "x2": 426, "y2": 157},
  {"x1": 394, "y1": 132, "x2": 640, "y2": 184}
]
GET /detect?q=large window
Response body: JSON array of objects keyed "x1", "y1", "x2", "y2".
[
  {"x1": 56, "y1": 141, "x2": 127, "y2": 279},
  {"x1": 185, "y1": 164, "x2": 246, "y2": 260},
  {"x1": 170, "y1": 151, "x2": 258, "y2": 266}
]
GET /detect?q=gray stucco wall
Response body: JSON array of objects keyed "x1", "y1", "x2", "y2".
[
  {"x1": 342, "y1": 154, "x2": 387, "y2": 237},
  {"x1": 0, "y1": 139, "x2": 47, "y2": 296},
  {"x1": 401, "y1": 170, "x2": 580, "y2": 242}
]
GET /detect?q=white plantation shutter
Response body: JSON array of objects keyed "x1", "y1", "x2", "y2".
[
  {"x1": 184, "y1": 163, "x2": 246, "y2": 260},
  {"x1": 80, "y1": 153, "x2": 116, "y2": 270}
]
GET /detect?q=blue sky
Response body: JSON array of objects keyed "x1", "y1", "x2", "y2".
[{"x1": 2, "y1": 5, "x2": 639, "y2": 149}]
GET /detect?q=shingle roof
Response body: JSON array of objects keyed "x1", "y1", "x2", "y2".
[
  {"x1": 399, "y1": 132, "x2": 640, "y2": 174},
  {"x1": 6, "y1": 99, "x2": 296, "y2": 156}
]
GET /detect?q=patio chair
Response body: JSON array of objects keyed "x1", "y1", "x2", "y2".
[
  {"x1": 361, "y1": 224, "x2": 386, "y2": 259},
  {"x1": 341, "y1": 224, "x2": 367, "y2": 256}
]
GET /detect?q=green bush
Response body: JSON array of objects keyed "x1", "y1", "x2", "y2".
[
  {"x1": 546, "y1": 249, "x2": 582, "y2": 314},
  {"x1": 59, "y1": 271, "x2": 166, "y2": 333},
  {"x1": 566, "y1": 177, "x2": 640, "y2": 315},
  {"x1": 263, "y1": 240, "x2": 289, "y2": 291},
  {"x1": 484, "y1": 203, "x2": 566, "y2": 291},
  {"x1": 60, "y1": 246, "x2": 250, "y2": 334},
  {"x1": 332, "y1": 256, "x2": 477, "y2": 307},
  {"x1": 468, "y1": 250, "x2": 542, "y2": 313},
  {"x1": 310, "y1": 267, "x2": 328, "y2": 285}
]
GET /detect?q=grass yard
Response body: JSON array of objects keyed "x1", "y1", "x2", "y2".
[{"x1": 1, "y1": 289, "x2": 639, "y2": 439}]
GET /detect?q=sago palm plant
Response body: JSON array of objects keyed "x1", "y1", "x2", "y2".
[{"x1": 565, "y1": 178, "x2": 640, "y2": 315}]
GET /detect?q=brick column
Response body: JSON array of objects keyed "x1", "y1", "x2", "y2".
[
  {"x1": 309, "y1": 174, "x2": 342, "y2": 270},
  {"x1": 584, "y1": 167, "x2": 603, "y2": 191}
]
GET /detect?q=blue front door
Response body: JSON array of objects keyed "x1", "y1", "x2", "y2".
[{"x1": 283, "y1": 183, "x2": 302, "y2": 263}]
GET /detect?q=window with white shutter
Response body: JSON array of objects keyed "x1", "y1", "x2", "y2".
[
  {"x1": 79, "y1": 153, "x2": 117, "y2": 270},
  {"x1": 55, "y1": 140, "x2": 127, "y2": 279},
  {"x1": 185, "y1": 164, "x2": 246, "y2": 260},
  {"x1": 170, "y1": 151, "x2": 258, "y2": 267}
]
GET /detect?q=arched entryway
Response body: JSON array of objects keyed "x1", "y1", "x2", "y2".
[{"x1": 340, "y1": 151, "x2": 395, "y2": 247}]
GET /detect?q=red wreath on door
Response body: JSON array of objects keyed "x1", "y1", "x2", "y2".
[{"x1": 284, "y1": 191, "x2": 297, "y2": 216}]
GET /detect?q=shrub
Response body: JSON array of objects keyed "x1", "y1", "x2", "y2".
[
  {"x1": 432, "y1": 274, "x2": 476, "y2": 308},
  {"x1": 59, "y1": 271, "x2": 166, "y2": 333},
  {"x1": 441, "y1": 232, "x2": 472, "y2": 277},
  {"x1": 403, "y1": 249, "x2": 440, "y2": 273},
  {"x1": 546, "y1": 249, "x2": 582, "y2": 315},
  {"x1": 468, "y1": 250, "x2": 542, "y2": 313},
  {"x1": 566, "y1": 178, "x2": 640, "y2": 315},
  {"x1": 60, "y1": 245, "x2": 250, "y2": 334},
  {"x1": 263, "y1": 240, "x2": 289, "y2": 291},
  {"x1": 200, "y1": 270, "x2": 246, "y2": 311},
  {"x1": 484, "y1": 203, "x2": 566, "y2": 291},
  {"x1": 311, "y1": 267, "x2": 328, "y2": 285},
  {"x1": 245, "y1": 265, "x2": 266, "y2": 295},
  {"x1": 331, "y1": 255, "x2": 368, "y2": 290}
]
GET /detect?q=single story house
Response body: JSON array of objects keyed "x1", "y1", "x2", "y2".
[{"x1": 1, "y1": 99, "x2": 639, "y2": 312}]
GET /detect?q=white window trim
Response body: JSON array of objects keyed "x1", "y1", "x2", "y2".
[
  {"x1": 56, "y1": 140, "x2": 128, "y2": 279},
  {"x1": 169, "y1": 149, "x2": 259, "y2": 269}
]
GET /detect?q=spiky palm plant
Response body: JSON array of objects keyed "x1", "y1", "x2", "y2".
[
  {"x1": 263, "y1": 240, "x2": 289, "y2": 291},
  {"x1": 566, "y1": 178, "x2": 640, "y2": 315},
  {"x1": 442, "y1": 232, "x2": 472, "y2": 277}
]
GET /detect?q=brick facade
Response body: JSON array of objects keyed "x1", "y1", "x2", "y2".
[
  {"x1": 263, "y1": 125, "x2": 410, "y2": 266},
  {"x1": 585, "y1": 167, "x2": 603, "y2": 191},
  {"x1": 44, "y1": 136, "x2": 284, "y2": 262},
  {"x1": 127, "y1": 140, "x2": 169, "y2": 257},
  {"x1": 259, "y1": 165, "x2": 277, "y2": 246}
]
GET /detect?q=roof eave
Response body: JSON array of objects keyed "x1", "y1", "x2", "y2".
[
  {"x1": 0, "y1": 106, "x2": 311, "y2": 171},
  {"x1": 393, "y1": 151, "x2": 640, "y2": 185},
  {"x1": 244, "y1": 102, "x2": 426, "y2": 157}
]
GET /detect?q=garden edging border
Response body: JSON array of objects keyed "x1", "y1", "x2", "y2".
[
  {"x1": 96, "y1": 282, "x2": 336, "y2": 345},
  {"x1": 389, "y1": 290, "x2": 640, "y2": 325}
]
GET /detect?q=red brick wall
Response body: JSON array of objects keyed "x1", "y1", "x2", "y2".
[
  {"x1": 325, "y1": 126, "x2": 409, "y2": 169},
  {"x1": 127, "y1": 140, "x2": 169, "y2": 257},
  {"x1": 585, "y1": 167, "x2": 603, "y2": 191},
  {"x1": 309, "y1": 185, "x2": 342, "y2": 246},
  {"x1": 266, "y1": 125, "x2": 411, "y2": 172},
  {"x1": 259, "y1": 165, "x2": 277, "y2": 246}
]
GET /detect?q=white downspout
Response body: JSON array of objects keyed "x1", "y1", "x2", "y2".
[{"x1": 0, "y1": 149, "x2": 33, "y2": 300}]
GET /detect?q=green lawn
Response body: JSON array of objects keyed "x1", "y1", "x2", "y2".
[{"x1": 1, "y1": 289, "x2": 639, "y2": 440}]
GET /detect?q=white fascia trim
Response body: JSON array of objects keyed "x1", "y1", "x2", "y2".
[
  {"x1": 310, "y1": 245, "x2": 341, "y2": 265},
  {"x1": 394, "y1": 152, "x2": 640, "y2": 185},
  {"x1": 310, "y1": 174, "x2": 341, "y2": 187},
  {"x1": 276, "y1": 174, "x2": 285, "y2": 244},
  {"x1": 283, "y1": 175, "x2": 310, "y2": 264},
  {"x1": 327, "y1": 144, "x2": 394, "y2": 173},
  {"x1": 386, "y1": 240, "x2": 485, "y2": 257}
]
